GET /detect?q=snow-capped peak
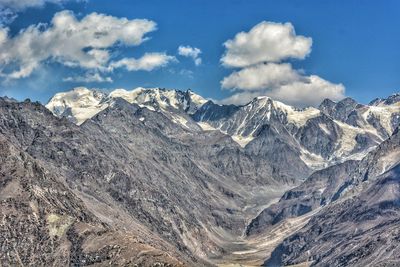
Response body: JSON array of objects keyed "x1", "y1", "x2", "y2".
[
  {"x1": 245, "y1": 95, "x2": 321, "y2": 127},
  {"x1": 108, "y1": 87, "x2": 148, "y2": 103},
  {"x1": 46, "y1": 87, "x2": 400, "y2": 172},
  {"x1": 46, "y1": 87, "x2": 207, "y2": 125},
  {"x1": 108, "y1": 87, "x2": 207, "y2": 113},
  {"x1": 369, "y1": 93, "x2": 400, "y2": 107},
  {"x1": 46, "y1": 87, "x2": 108, "y2": 125}
]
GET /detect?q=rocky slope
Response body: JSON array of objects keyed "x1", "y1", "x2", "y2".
[
  {"x1": 266, "y1": 162, "x2": 400, "y2": 267},
  {"x1": 247, "y1": 125, "x2": 400, "y2": 237},
  {"x1": 0, "y1": 119, "x2": 188, "y2": 266},
  {"x1": 249, "y1": 127, "x2": 400, "y2": 266},
  {"x1": 1, "y1": 95, "x2": 307, "y2": 266},
  {"x1": 0, "y1": 88, "x2": 399, "y2": 266}
]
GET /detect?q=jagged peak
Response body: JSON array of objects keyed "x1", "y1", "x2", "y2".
[
  {"x1": 0, "y1": 96, "x2": 18, "y2": 103},
  {"x1": 46, "y1": 87, "x2": 208, "y2": 124},
  {"x1": 244, "y1": 95, "x2": 281, "y2": 109},
  {"x1": 369, "y1": 92, "x2": 400, "y2": 106},
  {"x1": 319, "y1": 97, "x2": 358, "y2": 110},
  {"x1": 47, "y1": 87, "x2": 106, "y2": 102},
  {"x1": 46, "y1": 87, "x2": 107, "y2": 118},
  {"x1": 48, "y1": 87, "x2": 206, "y2": 107},
  {"x1": 243, "y1": 95, "x2": 316, "y2": 114},
  {"x1": 319, "y1": 98, "x2": 336, "y2": 108},
  {"x1": 337, "y1": 97, "x2": 358, "y2": 106}
]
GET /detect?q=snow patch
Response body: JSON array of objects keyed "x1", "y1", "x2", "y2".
[
  {"x1": 170, "y1": 114, "x2": 190, "y2": 129},
  {"x1": 198, "y1": 122, "x2": 254, "y2": 147},
  {"x1": 272, "y1": 100, "x2": 320, "y2": 127},
  {"x1": 318, "y1": 123, "x2": 331, "y2": 135},
  {"x1": 361, "y1": 103, "x2": 400, "y2": 134},
  {"x1": 231, "y1": 135, "x2": 255, "y2": 148},
  {"x1": 197, "y1": 122, "x2": 217, "y2": 131},
  {"x1": 334, "y1": 121, "x2": 359, "y2": 157},
  {"x1": 300, "y1": 149, "x2": 328, "y2": 170}
]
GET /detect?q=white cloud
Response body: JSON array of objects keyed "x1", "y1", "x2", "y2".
[
  {"x1": 267, "y1": 75, "x2": 345, "y2": 106},
  {"x1": 194, "y1": 57, "x2": 202, "y2": 66},
  {"x1": 221, "y1": 63, "x2": 301, "y2": 91},
  {"x1": 0, "y1": 10, "x2": 176, "y2": 79},
  {"x1": 0, "y1": 0, "x2": 72, "y2": 11},
  {"x1": 220, "y1": 69, "x2": 344, "y2": 107},
  {"x1": 218, "y1": 91, "x2": 260, "y2": 105},
  {"x1": 63, "y1": 72, "x2": 113, "y2": 83},
  {"x1": 0, "y1": 0, "x2": 80, "y2": 25},
  {"x1": 221, "y1": 62, "x2": 345, "y2": 107},
  {"x1": 178, "y1": 45, "x2": 202, "y2": 66},
  {"x1": 221, "y1": 21, "x2": 312, "y2": 68},
  {"x1": 220, "y1": 21, "x2": 345, "y2": 107},
  {"x1": 109, "y1": 53, "x2": 176, "y2": 71}
]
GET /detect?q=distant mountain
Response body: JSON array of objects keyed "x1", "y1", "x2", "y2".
[
  {"x1": 0, "y1": 88, "x2": 399, "y2": 266},
  {"x1": 47, "y1": 88, "x2": 400, "y2": 171},
  {"x1": 194, "y1": 95, "x2": 399, "y2": 167},
  {"x1": 46, "y1": 87, "x2": 207, "y2": 125},
  {"x1": 370, "y1": 93, "x2": 400, "y2": 106}
]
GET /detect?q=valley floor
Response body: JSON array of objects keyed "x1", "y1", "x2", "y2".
[{"x1": 213, "y1": 209, "x2": 319, "y2": 266}]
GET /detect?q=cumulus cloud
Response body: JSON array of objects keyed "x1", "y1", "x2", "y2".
[
  {"x1": 267, "y1": 75, "x2": 345, "y2": 106},
  {"x1": 220, "y1": 74, "x2": 344, "y2": 107},
  {"x1": 220, "y1": 62, "x2": 345, "y2": 107},
  {"x1": 221, "y1": 21, "x2": 312, "y2": 68},
  {"x1": 0, "y1": 10, "x2": 174, "y2": 80},
  {"x1": 63, "y1": 72, "x2": 113, "y2": 83},
  {"x1": 178, "y1": 45, "x2": 202, "y2": 66},
  {"x1": 221, "y1": 63, "x2": 301, "y2": 91},
  {"x1": 109, "y1": 53, "x2": 175, "y2": 71},
  {"x1": 220, "y1": 21, "x2": 345, "y2": 107},
  {"x1": 218, "y1": 91, "x2": 260, "y2": 106}
]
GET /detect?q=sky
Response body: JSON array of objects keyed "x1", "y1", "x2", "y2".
[{"x1": 0, "y1": 0, "x2": 399, "y2": 106}]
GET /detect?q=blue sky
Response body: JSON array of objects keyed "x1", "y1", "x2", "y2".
[{"x1": 0, "y1": 0, "x2": 399, "y2": 106}]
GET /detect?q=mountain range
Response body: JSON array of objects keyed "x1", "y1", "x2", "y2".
[{"x1": 0, "y1": 87, "x2": 399, "y2": 266}]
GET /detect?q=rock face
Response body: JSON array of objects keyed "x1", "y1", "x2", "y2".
[
  {"x1": 246, "y1": 124, "x2": 400, "y2": 237},
  {"x1": 266, "y1": 163, "x2": 400, "y2": 267},
  {"x1": 319, "y1": 97, "x2": 363, "y2": 123},
  {"x1": 0, "y1": 122, "x2": 188, "y2": 266},
  {"x1": 370, "y1": 93, "x2": 400, "y2": 106},
  {"x1": 1, "y1": 88, "x2": 400, "y2": 266},
  {"x1": 259, "y1": 127, "x2": 400, "y2": 266},
  {"x1": 245, "y1": 160, "x2": 359, "y2": 236}
]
